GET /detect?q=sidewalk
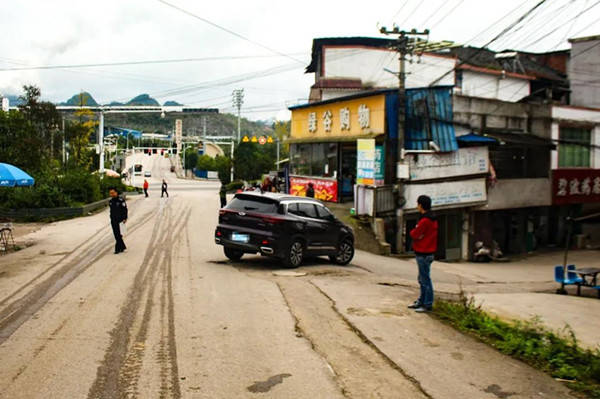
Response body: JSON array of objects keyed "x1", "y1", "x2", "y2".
[{"x1": 352, "y1": 248, "x2": 600, "y2": 351}]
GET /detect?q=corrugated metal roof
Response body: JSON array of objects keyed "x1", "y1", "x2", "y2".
[{"x1": 405, "y1": 87, "x2": 458, "y2": 152}]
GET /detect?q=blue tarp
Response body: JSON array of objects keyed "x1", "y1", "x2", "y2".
[
  {"x1": 0, "y1": 163, "x2": 35, "y2": 187},
  {"x1": 105, "y1": 127, "x2": 142, "y2": 139},
  {"x1": 457, "y1": 133, "x2": 498, "y2": 144},
  {"x1": 404, "y1": 87, "x2": 458, "y2": 152}
]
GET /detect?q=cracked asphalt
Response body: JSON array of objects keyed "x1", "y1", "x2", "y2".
[{"x1": 0, "y1": 155, "x2": 576, "y2": 398}]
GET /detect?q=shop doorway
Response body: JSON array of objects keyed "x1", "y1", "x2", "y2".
[
  {"x1": 340, "y1": 144, "x2": 356, "y2": 202},
  {"x1": 405, "y1": 211, "x2": 462, "y2": 261}
]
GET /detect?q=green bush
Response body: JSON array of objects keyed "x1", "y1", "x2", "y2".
[
  {"x1": 225, "y1": 180, "x2": 245, "y2": 192},
  {"x1": 196, "y1": 154, "x2": 216, "y2": 171},
  {"x1": 59, "y1": 170, "x2": 101, "y2": 205},
  {"x1": 99, "y1": 176, "x2": 127, "y2": 198}
]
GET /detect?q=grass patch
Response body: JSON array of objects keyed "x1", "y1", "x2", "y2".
[{"x1": 433, "y1": 293, "x2": 600, "y2": 398}]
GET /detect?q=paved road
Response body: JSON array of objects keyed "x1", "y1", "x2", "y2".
[{"x1": 0, "y1": 155, "x2": 575, "y2": 398}]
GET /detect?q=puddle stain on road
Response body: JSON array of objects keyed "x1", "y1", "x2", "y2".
[
  {"x1": 484, "y1": 384, "x2": 516, "y2": 398},
  {"x1": 246, "y1": 373, "x2": 292, "y2": 393}
]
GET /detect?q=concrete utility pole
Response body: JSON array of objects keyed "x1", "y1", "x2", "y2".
[
  {"x1": 378, "y1": 26, "x2": 456, "y2": 253},
  {"x1": 232, "y1": 89, "x2": 244, "y2": 142},
  {"x1": 99, "y1": 111, "x2": 105, "y2": 173}
]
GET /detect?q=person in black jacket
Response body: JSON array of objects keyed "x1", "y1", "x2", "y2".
[
  {"x1": 306, "y1": 182, "x2": 315, "y2": 198},
  {"x1": 108, "y1": 188, "x2": 128, "y2": 254},
  {"x1": 161, "y1": 179, "x2": 169, "y2": 198}
]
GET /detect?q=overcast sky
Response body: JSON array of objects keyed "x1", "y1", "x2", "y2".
[{"x1": 1, "y1": 0, "x2": 598, "y2": 121}]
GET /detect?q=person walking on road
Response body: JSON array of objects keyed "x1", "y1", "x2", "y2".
[
  {"x1": 143, "y1": 179, "x2": 149, "y2": 197},
  {"x1": 108, "y1": 188, "x2": 128, "y2": 254},
  {"x1": 161, "y1": 179, "x2": 169, "y2": 198},
  {"x1": 219, "y1": 183, "x2": 227, "y2": 208},
  {"x1": 408, "y1": 195, "x2": 438, "y2": 313}
]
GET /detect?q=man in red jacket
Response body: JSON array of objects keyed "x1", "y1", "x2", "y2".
[{"x1": 408, "y1": 195, "x2": 438, "y2": 312}]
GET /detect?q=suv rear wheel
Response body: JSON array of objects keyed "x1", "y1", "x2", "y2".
[
  {"x1": 224, "y1": 247, "x2": 243, "y2": 261},
  {"x1": 283, "y1": 239, "x2": 304, "y2": 268},
  {"x1": 330, "y1": 239, "x2": 354, "y2": 265}
]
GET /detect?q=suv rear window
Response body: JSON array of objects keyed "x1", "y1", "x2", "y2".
[{"x1": 227, "y1": 196, "x2": 278, "y2": 214}]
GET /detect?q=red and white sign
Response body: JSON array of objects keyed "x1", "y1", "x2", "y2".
[
  {"x1": 258, "y1": 136, "x2": 267, "y2": 145},
  {"x1": 552, "y1": 169, "x2": 600, "y2": 205},
  {"x1": 290, "y1": 176, "x2": 338, "y2": 202}
]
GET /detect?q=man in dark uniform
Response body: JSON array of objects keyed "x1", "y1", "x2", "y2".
[{"x1": 109, "y1": 188, "x2": 128, "y2": 254}]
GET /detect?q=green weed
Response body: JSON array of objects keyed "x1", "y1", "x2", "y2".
[{"x1": 433, "y1": 293, "x2": 600, "y2": 398}]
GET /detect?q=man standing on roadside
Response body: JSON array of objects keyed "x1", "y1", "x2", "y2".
[
  {"x1": 408, "y1": 195, "x2": 438, "y2": 313},
  {"x1": 143, "y1": 179, "x2": 149, "y2": 198},
  {"x1": 108, "y1": 188, "x2": 128, "y2": 254},
  {"x1": 161, "y1": 179, "x2": 169, "y2": 198}
]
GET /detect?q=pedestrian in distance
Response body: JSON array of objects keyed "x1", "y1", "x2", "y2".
[
  {"x1": 306, "y1": 182, "x2": 315, "y2": 198},
  {"x1": 219, "y1": 183, "x2": 227, "y2": 208},
  {"x1": 108, "y1": 188, "x2": 128, "y2": 254},
  {"x1": 161, "y1": 179, "x2": 169, "y2": 198},
  {"x1": 143, "y1": 179, "x2": 149, "y2": 198},
  {"x1": 407, "y1": 195, "x2": 438, "y2": 313}
]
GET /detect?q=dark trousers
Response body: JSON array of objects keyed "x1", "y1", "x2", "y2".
[
  {"x1": 416, "y1": 254, "x2": 434, "y2": 307},
  {"x1": 111, "y1": 220, "x2": 126, "y2": 253},
  {"x1": 144, "y1": 188, "x2": 148, "y2": 197},
  {"x1": 220, "y1": 196, "x2": 226, "y2": 208},
  {"x1": 161, "y1": 189, "x2": 168, "y2": 198}
]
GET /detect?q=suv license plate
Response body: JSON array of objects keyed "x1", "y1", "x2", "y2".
[{"x1": 231, "y1": 233, "x2": 249, "y2": 243}]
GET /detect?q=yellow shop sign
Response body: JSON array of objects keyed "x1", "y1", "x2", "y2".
[{"x1": 290, "y1": 94, "x2": 386, "y2": 140}]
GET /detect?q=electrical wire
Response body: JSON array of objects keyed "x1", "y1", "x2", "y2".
[
  {"x1": 0, "y1": 53, "x2": 307, "y2": 72},
  {"x1": 429, "y1": 0, "x2": 550, "y2": 87},
  {"x1": 157, "y1": 0, "x2": 305, "y2": 65},
  {"x1": 428, "y1": 0, "x2": 466, "y2": 30},
  {"x1": 398, "y1": 1, "x2": 425, "y2": 28},
  {"x1": 553, "y1": 0, "x2": 589, "y2": 50}
]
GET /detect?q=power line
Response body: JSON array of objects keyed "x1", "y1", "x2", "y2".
[
  {"x1": 0, "y1": 53, "x2": 307, "y2": 72},
  {"x1": 419, "y1": 0, "x2": 450, "y2": 27},
  {"x1": 390, "y1": 0, "x2": 411, "y2": 22},
  {"x1": 428, "y1": 0, "x2": 466, "y2": 29},
  {"x1": 157, "y1": 0, "x2": 305, "y2": 65},
  {"x1": 398, "y1": 1, "x2": 425, "y2": 27},
  {"x1": 429, "y1": 0, "x2": 550, "y2": 87}
]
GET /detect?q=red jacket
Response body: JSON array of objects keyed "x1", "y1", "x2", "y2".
[
  {"x1": 410, "y1": 213, "x2": 438, "y2": 255},
  {"x1": 143, "y1": 181, "x2": 149, "y2": 189}
]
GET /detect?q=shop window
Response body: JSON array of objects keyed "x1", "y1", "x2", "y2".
[
  {"x1": 490, "y1": 146, "x2": 549, "y2": 178},
  {"x1": 559, "y1": 127, "x2": 591, "y2": 168},
  {"x1": 290, "y1": 143, "x2": 338, "y2": 177}
]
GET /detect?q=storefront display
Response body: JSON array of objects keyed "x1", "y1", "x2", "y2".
[{"x1": 290, "y1": 176, "x2": 338, "y2": 202}]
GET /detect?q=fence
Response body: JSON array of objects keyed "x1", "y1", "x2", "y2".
[{"x1": 354, "y1": 185, "x2": 396, "y2": 217}]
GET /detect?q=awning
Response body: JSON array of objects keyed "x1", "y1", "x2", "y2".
[
  {"x1": 483, "y1": 131, "x2": 556, "y2": 149},
  {"x1": 286, "y1": 132, "x2": 384, "y2": 144},
  {"x1": 457, "y1": 133, "x2": 498, "y2": 144}
]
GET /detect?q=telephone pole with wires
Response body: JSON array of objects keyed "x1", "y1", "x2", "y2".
[
  {"x1": 378, "y1": 25, "x2": 457, "y2": 253},
  {"x1": 232, "y1": 89, "x2": 244, "y2": 142}
]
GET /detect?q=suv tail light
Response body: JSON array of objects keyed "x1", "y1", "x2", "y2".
[{"x1": 262, "y1": 216, "x2": 284, "y2": 224}]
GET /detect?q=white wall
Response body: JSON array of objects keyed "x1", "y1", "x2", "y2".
[
  {"x1": 478, "y1": 178, "x2": 552, "y2": 210},
  {"x1": 322, "y1": 47, "x2": 456, "y2": 88},
  {"x1": 569, "y1": 39, "x2": 600, "y2": 108},
  {"x1": 461, "y1": 71, "x2": 530, "y2": 102}
]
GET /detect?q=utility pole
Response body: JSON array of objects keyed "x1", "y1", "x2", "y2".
[
  {"x1": 99, "y1": 111, "x2": 105, "y2": 173},
  {"x1": 62, "y1": 116, "x2": 66, "y2": 166},
  {"x1": 378, "y1": 26, "x2": 456, "y2": 253},
  {"x1": 232, "y1": 89, "x2": 244, "y2": 142}
]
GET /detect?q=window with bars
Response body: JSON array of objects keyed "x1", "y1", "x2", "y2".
[{"x1": 558, "y1": 127, "x2": 591, "y2": 168}]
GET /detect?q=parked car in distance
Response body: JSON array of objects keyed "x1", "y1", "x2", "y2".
[
  {"x1": 215, "y1": 192, "x2": 354, "y2": 268},
  {"x1": 144, "y1": 171, "x2": 151, "y2": 177}
]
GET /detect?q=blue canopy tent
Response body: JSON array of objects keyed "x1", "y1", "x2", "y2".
[{"x1": 0, "y1": 163, "x2": 35, "y2": 187}]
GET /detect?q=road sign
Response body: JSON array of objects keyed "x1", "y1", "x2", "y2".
[
  {"x1": 267, "y1": 136, "x2": 274, "y2": 144},
  {"x1": 242, "y1": 135, "x2": 250, "y2": 143},
  {"x1": 251, "y1": 136, "x2": 258, "y2": 143},
  {"x1": 258, "y1": 136, "x2": 267, "y2": 145}
]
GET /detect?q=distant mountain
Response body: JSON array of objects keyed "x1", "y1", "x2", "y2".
[
  {"x1": 108, "y1": 101, "x2": 124, "y2": 106},
  {"x1": 126, "y1": 94, "x2": 159, "y2": 106},
  {"x1": 163, "y1": 100, "x2": 182, "y2": 106},
  {"x1": 62, "y1": 92, "x2": 98, "y2": 106}
]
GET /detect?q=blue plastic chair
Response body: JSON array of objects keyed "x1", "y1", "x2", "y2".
[{"x1": 555, "y1": 265, "x2": 583, "y2": 295}]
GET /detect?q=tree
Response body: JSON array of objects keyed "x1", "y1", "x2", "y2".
[
  {"x1": 215, "y1": 155, "x2": 231, "y2": 184},
  {"x1": 233, "y1": 142, "x2": 275, "y2": 181},
  {"x1": 184, "y1": 147, "x2": 198, "y2": 170},
  {"x1": 196, "y1": 154, "x2": 216, "y2": 171}
]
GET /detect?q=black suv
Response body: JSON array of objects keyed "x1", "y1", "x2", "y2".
[{"x1": 215, "y1": 192, "x2": 354, "y2": 268}]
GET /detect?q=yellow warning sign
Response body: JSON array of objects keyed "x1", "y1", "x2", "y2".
[
  {"x1": 267, "y1": 136, "x2": 274, "y2": 143},
  {"x1": 242, "y1": 135, "x2": 250, "y2": 142},
  {"x1": 251, "y1": 136, "x2": 258, "y2": 143}
]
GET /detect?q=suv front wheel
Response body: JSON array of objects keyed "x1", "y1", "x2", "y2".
[
  {"x1": 283, "y1": 239, "x2": 304, "y2": 268},
  {"x1": 330, "y1": 239, "x2": 354, "y2": 265}
]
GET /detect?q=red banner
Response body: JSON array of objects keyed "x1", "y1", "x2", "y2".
[
  {"x1": 552, "y1": 169, "x2": 600, "y2": 205},
  {"x1": 290, "y1": 176, "x2": 338, "y2": 202}
]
